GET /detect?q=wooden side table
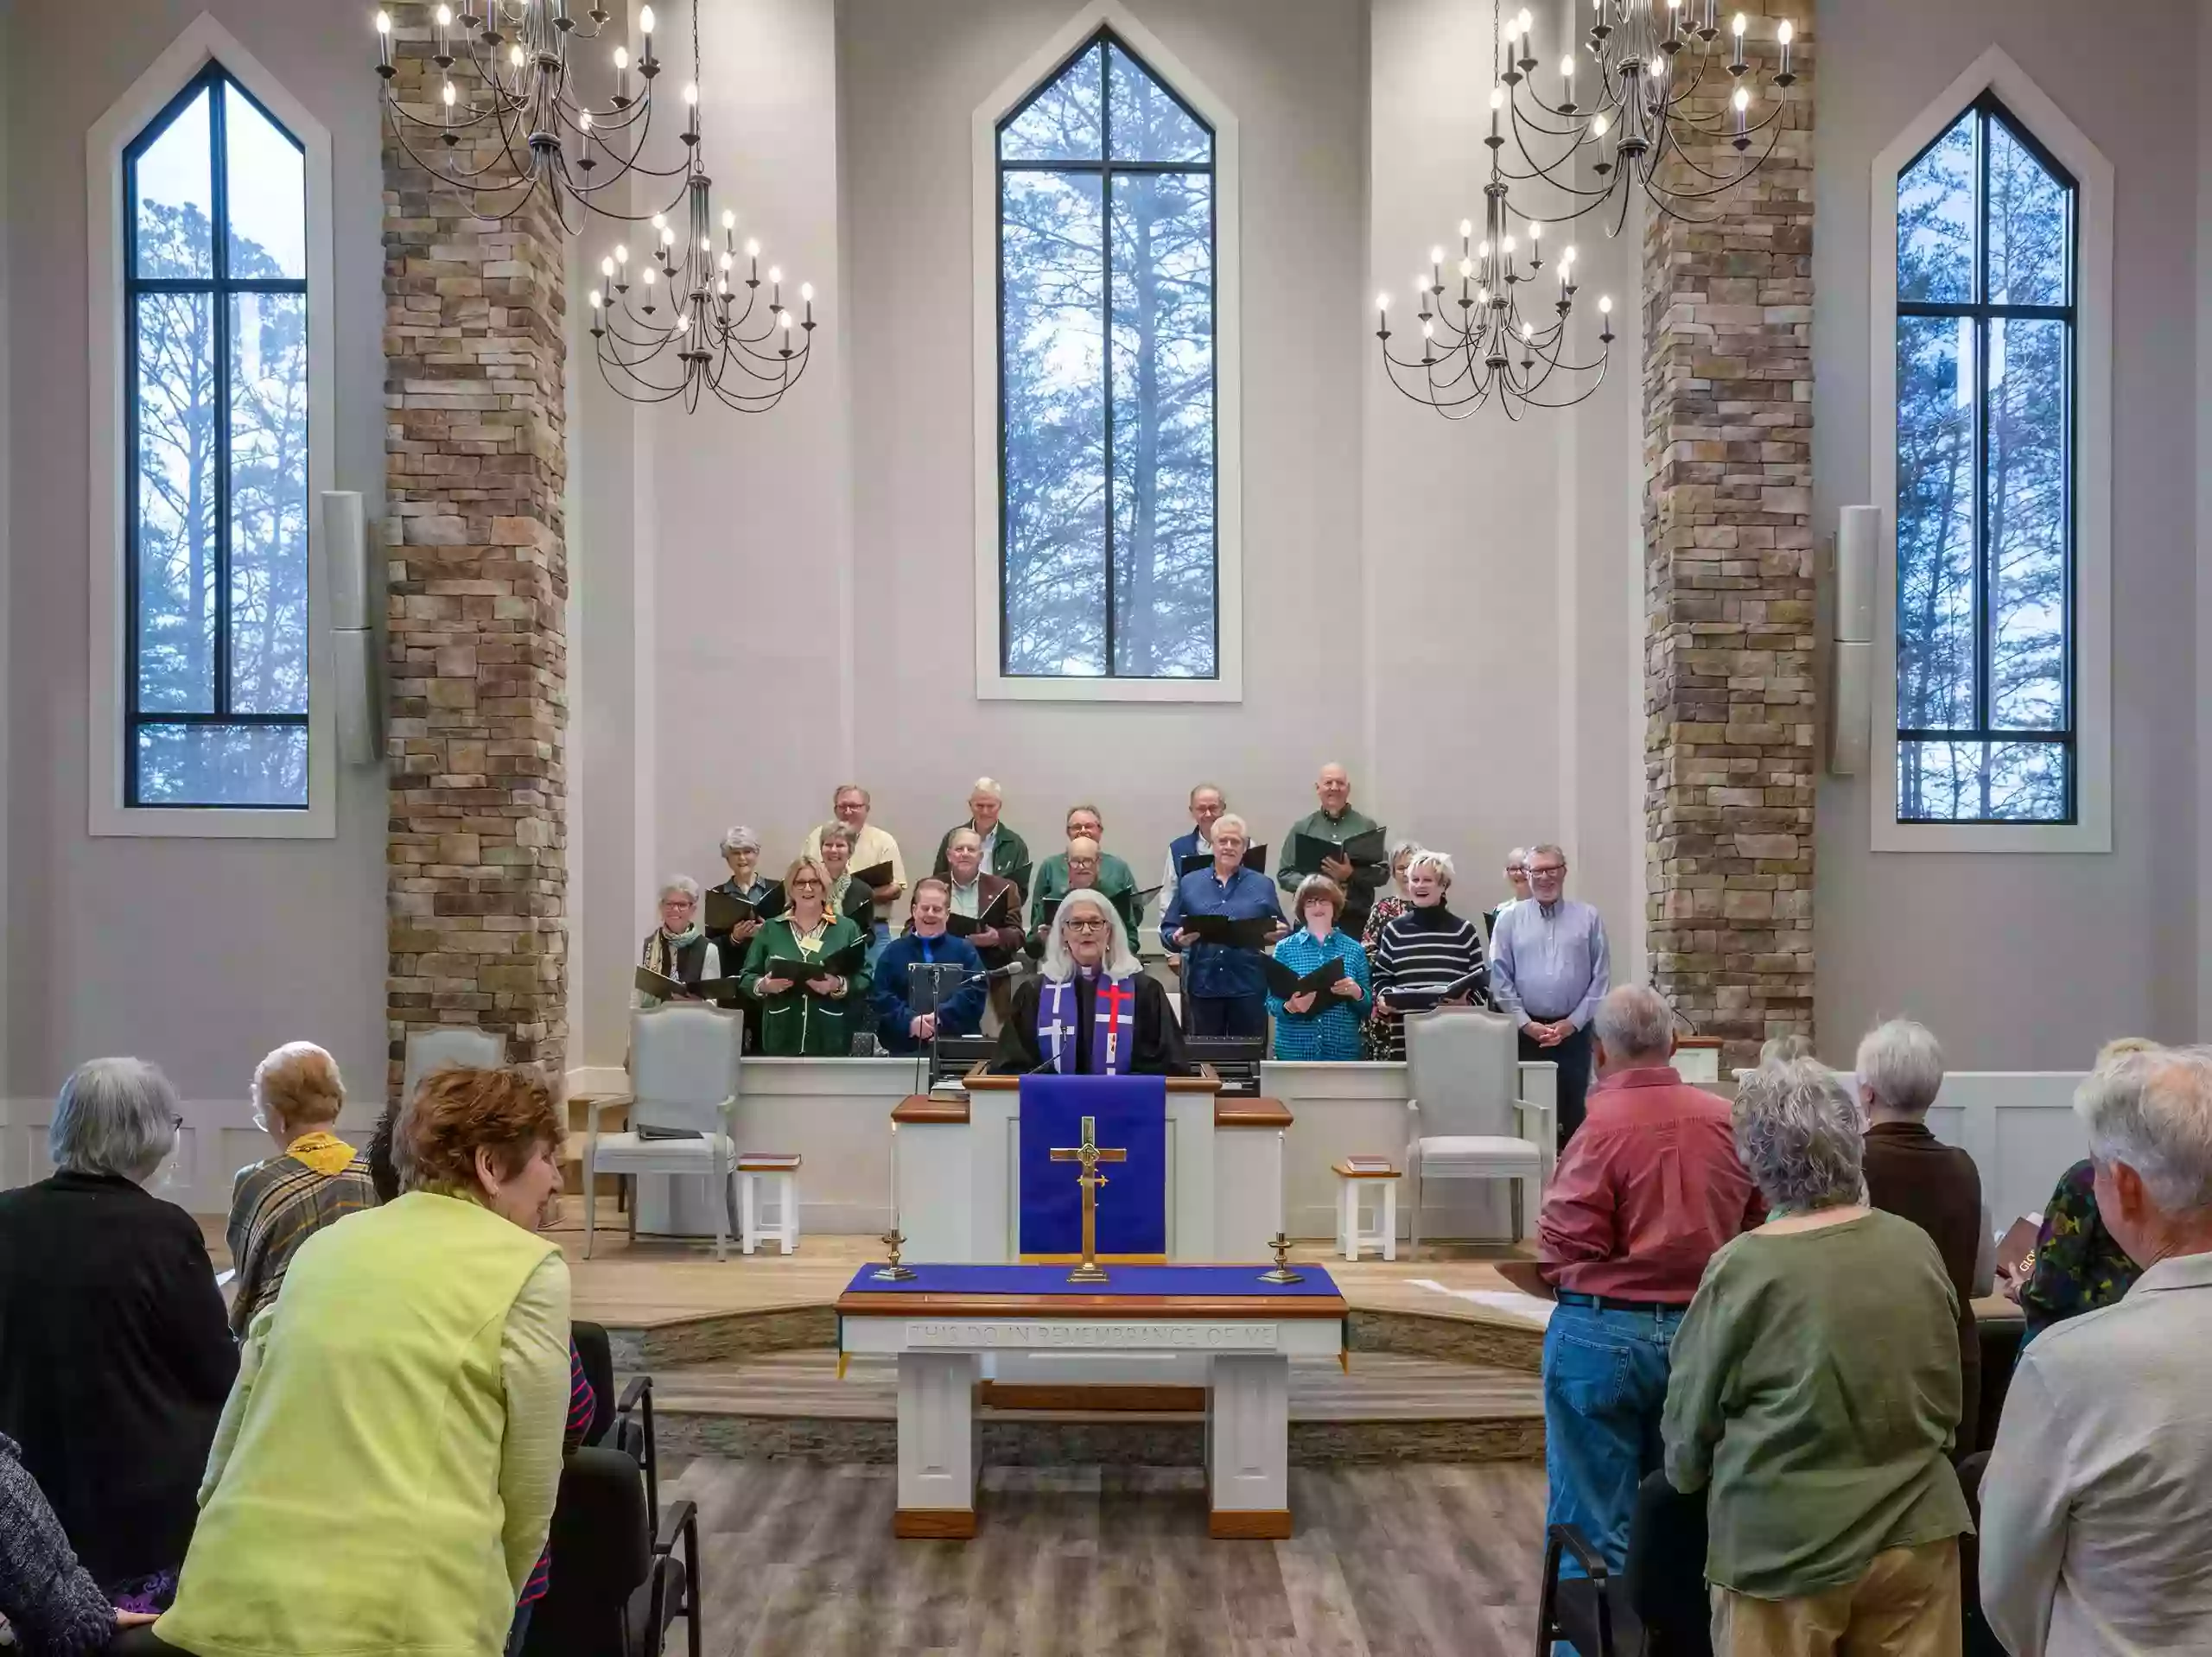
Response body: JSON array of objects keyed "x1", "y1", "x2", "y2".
[
  {"x1": 1332, "y1": 1161, "x2": 1402, "y2": 1261},
  {"x1": 736, "y1": 1153, "x2": 802, "y2": 1255}
]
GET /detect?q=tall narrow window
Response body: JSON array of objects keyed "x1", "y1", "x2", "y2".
[
  {"x1": 996, "y1": 30, "x2": 1217, "y2": 680},
  {"x1": 1894, "y1": 97, "x2": 2075, "y2": 824},
  {"x1": 125, "y1": 66, "x2": 310, "y2": 808}
]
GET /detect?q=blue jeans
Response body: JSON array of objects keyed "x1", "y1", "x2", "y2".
[{"x1": 1542, "y1": 1297, "x2": 1684, "y2": 1581}]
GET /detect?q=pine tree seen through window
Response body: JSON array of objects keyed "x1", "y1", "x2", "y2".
[
  {"x1": 997, "y1": 32, "x2": 1217, "y2": 679},
  {"x1": 125, "y1": 67, "x2": 310, "y2": 807},
  {"x1": 1894, "y1": 97, "x2": 2075, "y2": 823}
]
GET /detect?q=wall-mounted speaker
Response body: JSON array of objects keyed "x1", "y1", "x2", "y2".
[
  {"x1": 320, "y1": 491, "x2": 382, "y2": 765},
  {"x1": 1827, "y1": 505, "x2": 1878, "y2": 776}
]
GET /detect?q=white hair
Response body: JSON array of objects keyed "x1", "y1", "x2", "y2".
[
  {"x1": 1406, "y1": 848, "x2": 1455, "y2": 886},
  {"x1": 1593, "y1": 986, "x2": 1674, "y2": 1064},
  {"x1": 51, "y1": 1057, "x2": 181, "y2": 1184},
  {"x1": 2076, "y1": 1048, "x2": 2212, "y2": 1213},
  {"x1": 817, "y1": 819, "x2": 855, "y2": 849},
  {"x1": 948, "y1": 826, "x2": 982, "y2": 852},
  {"x1": 1210, "y1": 813, "x2": 1249, "y2": 845},
  {"x1": 1856, "y1": 1019, "x2": 1945, "y2": 1116},
  {"x1": 1040, "y1": 889, "x2": 1142, "y2": 981},
  {"x1": 1732, "y1": 1059, "x2": 1866, "y2": 1214},
  {"x1": 969, "y1": 777, "x2": 1003, "y2": 802},
  {"x1": 658, "y1": 874, "x2": 702, "y2": 905},
  {"x1": 1506, "y1": 846, "x2": 1529, "y2": 866},
  {"x1": 719, "y1": 825, "x2": 760, "y2": 856}
]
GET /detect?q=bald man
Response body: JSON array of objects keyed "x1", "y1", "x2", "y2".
[{"x1": 1278, "y1": 763, "x2": 1389, "y2": 933}]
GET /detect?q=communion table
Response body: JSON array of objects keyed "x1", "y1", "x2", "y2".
[{"x1": 837, "y1": 1263, "x2": 1348, "y2": 1539}]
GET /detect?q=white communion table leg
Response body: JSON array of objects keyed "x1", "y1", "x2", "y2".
[
  {"x1": 894, "y1": 1351, "x2": 981, "y2": 1538},
  {"x1": 1206, "y1": 1353, "x2": 1292, "y2": 1539}
]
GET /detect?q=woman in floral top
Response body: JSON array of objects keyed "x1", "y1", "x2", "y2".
[
  {"x1": 2017, "y1": 1158, "x2": 2140, "y2": 1340},
  {"x1": 1358, "y1": 841, "x2": 1421, "y2": 1059}
]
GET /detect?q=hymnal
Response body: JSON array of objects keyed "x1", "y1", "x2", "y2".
[
  {"x1": 1340, "y1": 1155, "x2": 1395, "y2": 1173},
  {"x1": 1383, "y1": 968, "x2": 1488, "y2": 1012},
  {"x1": 1260, "y1": 954, "x2": 1347, "y2": 1001},
  {"x1": 1180, "y1": 912, "x2": 1277, "y2": 949},
  {"x1": 1289, "y1": 827, "x2": 1388, "y2": 878},
  {"x1": 1178, "y1": 842, "x2": 1270, "y2": 879},
  {"x1": 1997, "y1": 1216, "x2": 2043, "y2": 1283},
  {"x1": 738, "y1": 1152, "x2": 803, "y2": 1168}
]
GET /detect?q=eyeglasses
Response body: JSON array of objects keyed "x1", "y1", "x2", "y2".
[
  {"x1": 1063, "y1": 917, "x2": 1109, "y2": 933},
  {"x1": 790, "y1": 878, "x2": 823, "y2": 892},
  {"x1": 1529, "y1": 864, "x2": 1567, "y2": 879}
]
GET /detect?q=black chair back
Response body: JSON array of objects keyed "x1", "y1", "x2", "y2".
[
  {"x1": 1624, "y1": 1471, "x2": 1712, "y2": 1654},
  {"x1": 521, "y1": 1448, "x2": 656, "y2": 1657},
  {"x1": 571, "y1": 1321, "x2": 620, "y2": 1448}
]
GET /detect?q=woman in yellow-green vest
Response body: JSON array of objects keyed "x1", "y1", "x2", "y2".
[{"x1": 155, "y1": 1066, "x2": 571, "y2": 1657}]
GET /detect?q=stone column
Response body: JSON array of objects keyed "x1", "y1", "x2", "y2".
[
  {"x1": 382, "y1": 4, "x2": 569, "y2": 1101},
  {"x1": 1643, "y1": 3, "x2": 1815, "y2": 1070}
]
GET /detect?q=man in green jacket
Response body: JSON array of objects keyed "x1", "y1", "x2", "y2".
[
  {"x1": 1278, "y1": 762, "x2": 1389, "y2": 933},
  {"x1": 1029, "y1": 808, "x2": 1142, "y2": 939},
  {"x1": 931, "y1": 777, "x2": 1033, "y2": 901}
]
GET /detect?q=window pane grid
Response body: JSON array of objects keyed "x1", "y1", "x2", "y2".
[
  {"x1": 1894, "y1": 95, "x2": 2075, "y2": 825},
  {"x1": 124, "y1": 67, "x2": 309, "y2": 808},
  {"x1": 997, "y1": 30, "x2": 1217, "y2": 682}
]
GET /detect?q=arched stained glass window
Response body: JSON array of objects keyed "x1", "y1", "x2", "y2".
[{"x1": 996, "y1": 31, "x2": 1217, "y2": 680}]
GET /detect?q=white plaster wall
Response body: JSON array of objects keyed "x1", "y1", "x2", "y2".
[
  {"x1": 1809, "y1": 0, "x2": 2202, "y2": 1066},
  {"x1": 3, "y1": 0, "x2": 387, "y2": 1106}
]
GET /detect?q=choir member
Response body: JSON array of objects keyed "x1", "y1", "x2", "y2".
[
  {"x1": 931, "y1": 777, "x2": 1033, "y2": 900},
  {"x1": 995, "y1": 891, "x2": 1187, "y2": 1075},
  {"x1": 815, "y1": 821, "x2": 880, "y2": 935},
  {"x1": 943, "y1": 827, "x2": 1021, "y2": 1031},
  {"x1": 1266, "y1": 876, "x2": 1372, "y2": 1062},
  {"x1": 740, "y1": 857, "x2": 872, "y2": 1056},
  {"x1": 803, "y1": 784, "x2": 906, "y2": 938},
  {"x1": 1369, "y1": 849, "x2": 1487, "y2": 1061},
  {"x1": 1029, "y1": 805, "x2": 1141, "y2": 933},
  {"x1": 870, "y1": 879, "x2": 988, "y2": 1056},
  {"x1": 1159, "y1": 782, "x2": 1228, "y2": 897},
  {"x1": 1489, "y1": 842, "x2": 1610, "y2": 1145},
  {"x1": 707, "y1": 824, "x2": 771, "y2": 955},
  {"x1": 1162, "y1": 814, "x2": 1286, "y2": 1041},
  {"x1": 637, "y1": 876, "x2": 721, "y2": 1006},
  {"x1": 1487, "y1": 845, "x2": 1533, "y2": 946},
  {"x1": 1360, "y1": 840, "x2": 1424, "y2": 1058},
  {"x1": 1277, "y1": 763, "x2": 1389, "y2": 934}
]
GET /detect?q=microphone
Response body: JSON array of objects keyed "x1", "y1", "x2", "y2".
[{"x1": 1652, "y1": 977, "x2": 1698, "y2": 1032}]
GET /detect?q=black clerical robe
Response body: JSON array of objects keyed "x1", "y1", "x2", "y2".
[{"x1": 992, "y1": 974, "x2": 1190, "y2": 1075}]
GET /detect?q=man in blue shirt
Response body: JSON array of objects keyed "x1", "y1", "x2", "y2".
[
  {"x1": 1488, "y1": 843, "x2": 1611, "y2": 1146},
  {"x1": 871, "y1": 879, "x2": 988, "y2": 1055},
  {"x1": 1162, "y1": 814, "x2": 1285, "y2": 1041},
  {"x1": 1159, "y1": 782, "x2": 1229, "y2": 897}
]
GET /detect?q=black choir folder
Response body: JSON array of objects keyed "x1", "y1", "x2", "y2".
[
  {"x1": 1178, "y1": 843, "x2": 1270, "y2": 879},
  {"x1": 1289, "y1": 827, "x2": 1388, "y2": 875},
  {"x1": 850, "y1": 860, "x2": 895, "y2": 890},
  {"x1": 759, "y1": 941, "x2": 867, "y2": 989},
  {"x1": 1384, "y1": 969, "x2": 1487, "y2": 1013},
  {"x1": 635, "y1": 968, "x2": 745, "y2": 1003},
  {"x1": 703, "y1": 883, "x2": 786, "y2": 933},
  {"x1": 945, "y1": 886, "x2": 1017, "y2": 938},
  {"x1": 1260, "y1": 954, "x2": 1346, "y2": 1004},
  {"x1": 1179, "y1": 913, "x2": 1277, "y2": 949}
]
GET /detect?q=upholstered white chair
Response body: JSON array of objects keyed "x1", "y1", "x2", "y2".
[
  {"x1": 585, "y1": 1006, "x2": 742, "y2": 1260},
  {"x1": 1403, "y1": 1007, "x2": 1555, "y2": 1251},
  {"x1": 400, "y1": 1027, "x2": 505, "y2": 1109}
]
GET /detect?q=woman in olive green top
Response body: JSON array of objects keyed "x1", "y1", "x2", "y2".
[
  {"x1": 1662, "y1": 1059, "x2": 1972, "y2": 1655},
  {"x1": 740, "y1": 856, "x2": 871, "y2": 1056}
]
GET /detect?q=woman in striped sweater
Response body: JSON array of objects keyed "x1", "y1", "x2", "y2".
[{"x1": 1368, "y1": 849, "x2": 1488, "y2": 1062}]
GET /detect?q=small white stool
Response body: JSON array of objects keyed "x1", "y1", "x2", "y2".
[
  {"x1": 1333, "y1": 1160, "x2": 1401, "y2": 1261},
  {"x1": 736, "y1": 1154, "x2": 802, "y2": 1255}
]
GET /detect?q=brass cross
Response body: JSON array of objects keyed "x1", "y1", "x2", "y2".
[{"x1": 1049, "y1": 1114, "x2": 1127, "y2": 1283}]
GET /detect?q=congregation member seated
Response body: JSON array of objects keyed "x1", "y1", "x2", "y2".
[
  {"x1": 1159, "y1": 781, "x2": 1229, "y2": 898},
  {"x1": 1980, "y1": 1046, "x2": 2212, "y2": 1657},
  {"x1": 1027, "y1": 834, "x2": 1138, "y2": 953},
  {"x1": 154, "y1": 1067, "x2": 570, "y2": 1657},
  {"x1": 2, "y1": 1429, "x2": 158, "y2": 1652},
  {"x1": 1489, "y1": 843, "x2": 1611, "y2": 1145},
  {"x1": 225, "y1": 1041, "x2": 377, "y2": 1337},
  {"x1": 1758, "y1": 1032, "x2": 1815, "y2": 1065},
  {"x1": 739, "y1": 856, "x2": 871, "y2": 1056},
  {"x1": 1536, "y1": 987, "x2": 1761, "y2": 1584},
  {"x1": 871, "y1": 879, "x2": 988, "y2": 1056},
  {"x1": 1163, "y1": 813, "x2": 1285, "y2": 1041},
  {"x1": 706, "y1": 824, "x2": 772, "y2": 953},
  {"x1": 635, "y1": 874, "x2": 721, "y2": 1005},
  {"x1": 1263, "y1": 875, "x2": 1371, "y2": 1062},
  {"x1": 931, "y1": 777, "x2": 1032, "y2": 899},
  {"x1": 815, "y1": 820, "x2": 881, "y2": 936},
  {"x1": 995, "y1": 891, "x2": 1188, "y2": 1075},
  {"x1": 1367, "y1": 849, "x2": 1486, "y2": 1062},
  {"x1": 1856, "y1": 1017, "x2": 1986, "y2": 1451},
  {"x1": 803, "y1": 783, "x2": 905, "y2": 940},
  {"x1": 1662, "y1": 1059, "x2": 1972, "y2": 1655},
  {"x1": 0, "y1": 1059, "x2": 236, "y2": 1598},
  {"x1": 1276, "y1": 763, "x2": 1389, "y2": 937},
  {"x1": 2012, "y1": 1035, "x2": 2157, "y2": 1339},
  {"x1": 1029, "y1": 805, "x2": 1141, "y2": 936}
]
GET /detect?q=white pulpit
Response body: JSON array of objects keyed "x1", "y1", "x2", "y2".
[{"x1": 891, "y1": 1073, "x2": 1286, "y2": 1264}]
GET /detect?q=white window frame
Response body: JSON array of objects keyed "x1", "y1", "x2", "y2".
[
  {"x1": 1870, "y1": 47, "x2": 2110, "y2": 854},
  {"x1": 970, "y1": 0, "x2": 1243, "y2": 702},
  {"x1": 86, "y1": 14, "x2": 337, "y2": 838}
]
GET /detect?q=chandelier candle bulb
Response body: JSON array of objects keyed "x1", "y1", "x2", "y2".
[
  {"x1": 375, "y1": 9, "x2": 391, "y2": 69},
  {"x1": 1776, "y1": 18, "x2": 1794, "y2": 77},
  {"x1": 1730, "y1": 11, "x2": 1747, "y2": 72}
]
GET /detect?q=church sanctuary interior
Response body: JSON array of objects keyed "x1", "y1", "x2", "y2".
[{"x1": 8, "y1": 0, "x2": 2212, "y2": 1653}]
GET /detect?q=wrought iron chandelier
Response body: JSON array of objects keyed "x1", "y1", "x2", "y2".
[{"x1": 1493, "y1": 0, "x2": 1796, "y2": 236}]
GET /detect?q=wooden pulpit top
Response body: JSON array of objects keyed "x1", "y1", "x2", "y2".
[{"x1": 892, "y1": 1078, "x2": 1291, "y2": 1130}]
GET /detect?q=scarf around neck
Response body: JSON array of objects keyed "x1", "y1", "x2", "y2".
[{"x1": 285, "y1": 1130, "x2": 359, "y2": 1178}]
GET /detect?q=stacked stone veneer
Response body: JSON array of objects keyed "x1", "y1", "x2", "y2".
[
  {"x1": 382, "y1": 3, "x2": 569, "y2": 1101},
  {"x1": 1643, "y1": 3, "x2": 1815, "y2": 1069}
]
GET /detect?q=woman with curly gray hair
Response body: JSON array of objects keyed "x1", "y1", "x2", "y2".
[{"x1": 1661, "y1": 1059, "x2": 1973, "y2": 1655}]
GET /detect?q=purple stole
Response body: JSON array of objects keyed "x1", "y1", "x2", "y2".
[{"x1": 1037, "y1": 972, "x2": 1141, "y2": 1076}]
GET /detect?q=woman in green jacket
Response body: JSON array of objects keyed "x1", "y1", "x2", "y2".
[
  {"x1": 741, "y1": 855, "x2": 872, "y2": 1056},
  {"x1": 155, "y1": 1066, "x2": 570, "y2": 1657}
]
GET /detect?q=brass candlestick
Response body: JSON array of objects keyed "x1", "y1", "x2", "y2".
[
  {"x1": 872, "y1": 1228, "x2": 917, "y2": 1281},
  {"x1": 1258, "y1": 1232, "x2": 1304, "y2": 1286}
]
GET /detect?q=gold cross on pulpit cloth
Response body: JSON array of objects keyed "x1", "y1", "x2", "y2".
[{"x1": 1049, "y1": 1114, "x2": 1127, "y2": 1283}]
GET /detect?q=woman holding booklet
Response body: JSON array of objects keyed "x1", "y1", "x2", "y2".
[
  {"x1": 739, "y1": 857, "x2": 873, "y2": 1056},
  {"x1": 1367, "y1": 849, "x2": 1488, "y2": 1062},
  {"x1": 636, "y1": 876, "x2": 723, "y2": 1007},
  {"x1": 1264, "y1": 875, "x2": 1371, "y2": 1061}
]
